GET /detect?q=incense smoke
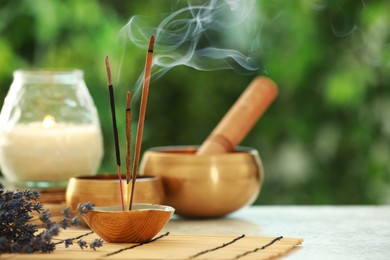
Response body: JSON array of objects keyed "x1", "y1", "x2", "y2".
[
  {"x1": 121, "y1": 0, "x2": 262, "y2": 97},
  {"x1": 305, "y1": 0, "x2": 366, "y2": 37}
]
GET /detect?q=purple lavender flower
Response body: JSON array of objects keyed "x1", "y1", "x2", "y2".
[
  {"x1": 39, "y1": 209, "x2": 52, "y2": 226},
  {"x1": 77, "y1": 239, "x2": 88, "y2": 250},
  {"x1": 23, "y1": 189, "x2": 33, "y2": 200},
  {"x1": 32, "y1": 190, "x2": 40, "y2": 200},
  {"x1": 33, "y1": 202, "x2": 43, "y2": 213},
  {"x1": 89, "y1": 238, "x2": 103, "y2": 251},
  {"x1": 61, "y1": 206, "x2": 72, "y2": 219},
  {"x1": 77, "y1": 202, "x2": 95, "y2": 216},
  {"x1": 64, "y1": 239, "x2": 73, "y2": 248},
  {"x1": 71, "y1": 216, "x2": 81, "y2": 226},
  {"x1": 90, "y1": 238, "x2": 103, "y2": 251}
]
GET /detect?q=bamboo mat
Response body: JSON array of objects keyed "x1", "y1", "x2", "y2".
[{"x1": 2, "y1": 229, "x2": 303, "y2": 260}]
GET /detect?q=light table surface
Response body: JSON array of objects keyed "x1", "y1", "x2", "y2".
[{"x1": 163, "y1": 205, "x2": 390, "y2": 259}]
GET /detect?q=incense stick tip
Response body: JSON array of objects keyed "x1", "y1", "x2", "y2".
[
  {"x1": 126, "y1": 92, "x2": 132, "y2": 109},
  {"x1": 105, "y1": 56, "x2": 112, "y2": 86},
  {"x1": 148, "y1": 35, "x2": 155, "y2": 52}
]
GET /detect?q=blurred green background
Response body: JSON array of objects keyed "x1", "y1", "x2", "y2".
[{"x1": 0, "y1": 0, "x2": 389, "y2": 204}]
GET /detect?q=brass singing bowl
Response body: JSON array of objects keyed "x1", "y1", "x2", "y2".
[
  {"x1": 82, "y1": 204, "x2": 174, "y2": 243},
  {"x1": 66, "y1": 175, "x2": 165, "y2": 210},
  {"x1": 139, "y1": 146, "x2": 263, "y2": 218}
]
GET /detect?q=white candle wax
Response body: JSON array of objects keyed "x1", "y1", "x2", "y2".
[{"x1": 0, "y1": 122, "x2": 103, "y2": 182}]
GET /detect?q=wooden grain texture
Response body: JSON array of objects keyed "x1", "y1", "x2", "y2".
[
  {"x1": 82, "y1": 205, "x2": 174, "y2": 243},
  {"x1": 1, "y1": 229, "x2": 303, "y2": 259}
]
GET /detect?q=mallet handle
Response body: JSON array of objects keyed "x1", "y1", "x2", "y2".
[{"x1": 196, "y1": 76, "x2": 278, "y2": 155}]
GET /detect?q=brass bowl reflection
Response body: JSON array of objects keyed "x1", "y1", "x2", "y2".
[
  {"x1": 66, "y1": 174, "x2": 165, "y2": 210},
  {"x1": 139, "y1": 146, "x2": 263, "y2": 218},
  {"x1": 82, "y1": 204, "x2": 174, "y2": 243}
]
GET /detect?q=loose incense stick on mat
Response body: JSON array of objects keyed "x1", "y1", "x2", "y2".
[
  {"x1": 130, "y1": 35, "x2": 155, "y2": 210},
  {"x1": 105, "y1": 56, "x2": 125, "y2": 211},
  {"x1": 2, "y1": 230, "x2": 303, "y2": 259}
]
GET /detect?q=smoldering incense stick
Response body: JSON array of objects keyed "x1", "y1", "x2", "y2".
[
  {"x1": 105, "y1": 56, "x2": 125, "y2": 211},
  {"x1": 125, "y1": 91, "x2": 132, "y2": 210},
  {"x1": 129, "y1": 35, "x2": 155, "y2": 210}
]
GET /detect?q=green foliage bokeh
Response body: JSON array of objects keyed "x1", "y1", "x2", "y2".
[{"x1": 0, "y1": 0, "x2": 389, "y2": 204}]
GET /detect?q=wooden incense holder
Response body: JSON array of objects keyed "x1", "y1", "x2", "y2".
[
  {"x1": 82, "y1": 204, "x2": 174, "y2": 243},
  {"x1": 196, "y1": 76, "x2": 278, "y2": 155}
]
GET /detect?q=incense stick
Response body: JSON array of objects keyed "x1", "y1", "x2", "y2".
[
  {"x1": 105, "y1": 56, "x2": 125, "y2": 211},
  {"x1": 125, "y1": 91, "x2": 132, "y2": 210},
  {"x1": 129, "y1": 35, "x2": 155, "y2": 210}
]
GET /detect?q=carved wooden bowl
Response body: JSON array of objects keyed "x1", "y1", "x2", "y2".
[{"x1": 82, "y1": 204, "x2": 175, "y2": 243}]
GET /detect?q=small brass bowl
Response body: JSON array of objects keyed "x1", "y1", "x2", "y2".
[
  {"x1": 139, "y1": 146, "x2": 263, "y2": 218},
  {"x1": 66, "y1": 175, "x2": 165, "y2": 210},
  {"x1": 82, "y1": 204, "x2": 175, "y2": 243}
]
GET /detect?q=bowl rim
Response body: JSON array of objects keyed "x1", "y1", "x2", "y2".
[
  {"x1": 142, "y1": 145, "x2": 260, "y2": 163},
  {"x1": 69, "y1": 175, "x2": 160, "y2": 182},
  {"x1": 148, "y1": 145, "x2": 256, "y2": 153},
  {"x1": 90, "y1": 203, "x2": 175, "y2": 213}
]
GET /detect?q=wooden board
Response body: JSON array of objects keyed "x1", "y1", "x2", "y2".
[{"x1": 1, "y1": 229, "x2": 303, "y2": 259}]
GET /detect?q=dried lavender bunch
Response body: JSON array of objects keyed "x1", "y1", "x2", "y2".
[
  {"x1": 0, "y1": 187, "x2": 98, "y2": 254},
  {"x1": 0, "y1": 188, "x2": 55, "y2": 253}
]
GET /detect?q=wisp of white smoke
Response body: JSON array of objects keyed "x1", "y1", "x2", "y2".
[{"x1": 121, "y1": 0, "x2": 262, "y2": 96}]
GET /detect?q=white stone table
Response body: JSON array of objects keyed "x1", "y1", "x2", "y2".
[{"x1": 163, "y1": 205, "x2": 390, "y2": 259}]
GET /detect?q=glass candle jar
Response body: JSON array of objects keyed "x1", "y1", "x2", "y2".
[{"x1": 0, "y1": 69, "x2": 103, "y2": 188}]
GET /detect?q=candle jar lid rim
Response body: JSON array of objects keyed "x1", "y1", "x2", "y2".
[
  {"x1": 12, "y1": 69, "x2": 85, "y2": 85},
  {"x1": 13, "y1": 69, "x2": 83, "y2": 77}
]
